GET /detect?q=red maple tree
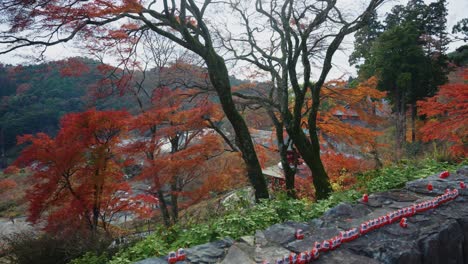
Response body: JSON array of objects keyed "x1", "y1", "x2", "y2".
[
  {"x1": 124, "y1": 86, "x2": 239, "y2": 226},
  {"x1": 14, "y1": 110, "x2": 156, "y2": 235},
  {"x1": 417, "y1": 69, "x2": 468, "y2": 158}
]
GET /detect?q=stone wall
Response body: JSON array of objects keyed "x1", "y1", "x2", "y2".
[{"x1": 136, "y1": 166, "x2": 468, "y2": 264}]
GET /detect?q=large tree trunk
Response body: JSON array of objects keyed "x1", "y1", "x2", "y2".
[
  {"x1": 287, "y1": 128, "x2": 332, "y2": 200},
  {"x1": 204, "y1": 52, "x2": 269, "y2": 201},
  {"x1": 274, "y1": 125, "x2": 296, "y2": 198}
]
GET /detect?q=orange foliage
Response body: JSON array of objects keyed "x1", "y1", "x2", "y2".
[
  {"x1": 3, "y1": 165, "x2": 20, "y2": 175},
  {"x1": 417, "y1": 69, "x2": 468, "y2": 157},
  {"x1": 321, "y1": 152, "x2": 373, "y2": 189},
  {"x1": 313, "y1": 77, "x2": 386, "y2": 151},
  {"x1": 294, "y1": 177, "x2": 315, "y2": 199},
  {"x1": 58, "y1": 58, "x2": 91, "y2": 77},
  {"x1": 0, "y1": 179, "x2": 17, "y2": 193}
]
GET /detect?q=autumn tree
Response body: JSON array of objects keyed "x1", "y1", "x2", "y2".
[
  {"x1": 14, "y1": 110, "x2": 155, "y2": 236},
  {"x1": 222, "y1": 0, "x2": 384, "y2": 199},
  {"x1": 417, "y1": 69, "x2": 468, "y2": 158},
  {"x1": 122, "y1": 86, "x2": 238, "y2": 226},
  {"x1": 317, "y1": 77, "x2": 386, "y2": 164},
  {"x1": 0, "y1": 0, "x2": 270, "y2": 200}
]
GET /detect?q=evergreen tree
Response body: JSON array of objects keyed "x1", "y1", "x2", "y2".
[
  {"x1": 352, "y1": 0, "x2": 450, "y2": 151},
  {"x1": 349, "y1": 11, "x2": 384, "y2": 66},
  {"x1": 359, "y1": 23, "x2": 428, "y2": 156},
  {"x1": 452, "y1": 18, "x2": 468, "y2": 42}
]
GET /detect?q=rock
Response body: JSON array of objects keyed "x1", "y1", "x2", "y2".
[
  {"x1": 377, "y1": 190, "x2": 420, "y2": 202},
  {"x1": 457, "y1": 218, "x2": 468, "y2": 264},
  {"x1": 254, "y1": 230, "x2": 268, "y2": 247},
  {"x1": 254, "y1": 246, "x2": 290, "y2": 263},
  {"x1": 419, "y1": 220, "x2": 464, "y2": 264},
  {"x1": 342, "y1": 232, "x2": 423, "y2": 264},
  {"x1": 234, "y1": 241, "x2": 255, "y2": 260},
  {"x1": 323, "y1": 202, "x2": 371, "y2": 219},
  {"x1": 262, "y1": 223, "x2": 296, "y2": 246},
  {"x1": 456, "y1": 166, "x2": 468, "y2": 176},
  {"x1": 239, "y1": 235, "x2": 254, "y2": 246},
  {"x1": 220, "y1": 245, "x2": 254, "y2": 264},
  {"x1": 185, "y1": 238, "x2": 233, "y2": 263},
  {"x1": 315, "y1": 249, "x2": 382, "y2": 264}
]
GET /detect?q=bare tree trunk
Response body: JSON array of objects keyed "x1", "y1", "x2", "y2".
[
  {"x1": 156, "y1": 190, "x2": 171, "y2": 227},
  {"x1": 370, "y1": 143, "x2": 383, "y2": 169},
  {"x1": 394, "y1": 87, "x2": 407, "y2": 160},
  {"x1": 170, "y1": 181, "x2": 179, "y2": 224},
  {"x1": 411, "y1": 102, "x2": 417, "y2": 142}
]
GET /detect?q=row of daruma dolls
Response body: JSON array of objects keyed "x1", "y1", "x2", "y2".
[
  {"x1": 259, "y1": 184, "x2": 462, "y2": 263},
  {"x1": 167, "y1": 171, "x2": 464, "y2": 264}
]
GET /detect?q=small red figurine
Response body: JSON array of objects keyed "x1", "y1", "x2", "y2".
[
  {"x1": 439, "y1": 171, "x2": 450, "y2": 179},
  {"x1": 310, "y1": 248, "x2": 320, "y2": 260},
  {"x1": 362, "y1": 193, "x2": 369, "y2": 203},
  {"x1": 295, "y1": 229, "x2": 304, "y2": 240},
  {"x1": 168, "y1": 251, "x2": 177, "y2": 264},
  {"x1": 400, "y1": 217, "x2": 408, "y2": 228},
  {"x1": 321, "y1": 240, "x2": 330, "y2": 252},
  {"x1": 313, "y1": 241, "x2": 321, "y2": 251},
  {"x1": 177, "y1": 248, "x2": 186, "y2": 261},
  {"x1": 460, "y1": 181, "x2": 466, "y2": 189},
  {"x1": 360, "y1": 222, "x2": 369, "y2": 234},
  {"x1": 297, "y1": 252, "x2": 308, "y2": 264},
  {"x1": 427, "y1": 182, "x2": 433, "y2": 191},
  {"x1": 328, "y1": 238, "x2": 336, "y2": 250},
  {"x1": 289, "y1": 252, "x2": 297, "y2": 264}
]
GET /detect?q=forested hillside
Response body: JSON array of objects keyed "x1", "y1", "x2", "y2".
[
  {"x1": 0, "y1": 58, "x2": 247, "y2": 167},
  {"x1": 0, "y1": 58, "x2": 102, "y2": 166}
]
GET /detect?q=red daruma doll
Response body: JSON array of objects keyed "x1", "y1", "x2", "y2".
[
  {"x1": 168, "y1": 252, "x2": 177, "y2": 264},
  {"x1": 439, "y1": 171, "x2": 450, "y2": 179},
  {"x1": 362, "y1": 193, "x2": 369, "y2": 203},
  {"x1": 177, "y1": 248, "x2": 186, "y2": 261},
  {"x1": 427, "y1": 182, "x2": 433, "y2": 191},
  {"x1": 295, "y1": 229, "x2": 304, "y2": 240},
  {"x1": 400, "y1": 218, "x2": 408, "y2": 228},
  {"x1": 460, "y1": 181, "x2": 466, "y2": 189}
]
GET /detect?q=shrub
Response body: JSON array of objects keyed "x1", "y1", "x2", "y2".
[{"x1": 1, "y1": 231, "x2": 113, "y2": 264}]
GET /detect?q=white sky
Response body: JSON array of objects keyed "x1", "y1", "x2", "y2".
[{"x1": 0, "y1": 0, "x2": 466, "y2": 80}]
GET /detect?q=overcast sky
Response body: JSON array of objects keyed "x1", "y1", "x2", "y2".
[{"x1": 0, "y1": 0, "x2": 466, "y2": 80}]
